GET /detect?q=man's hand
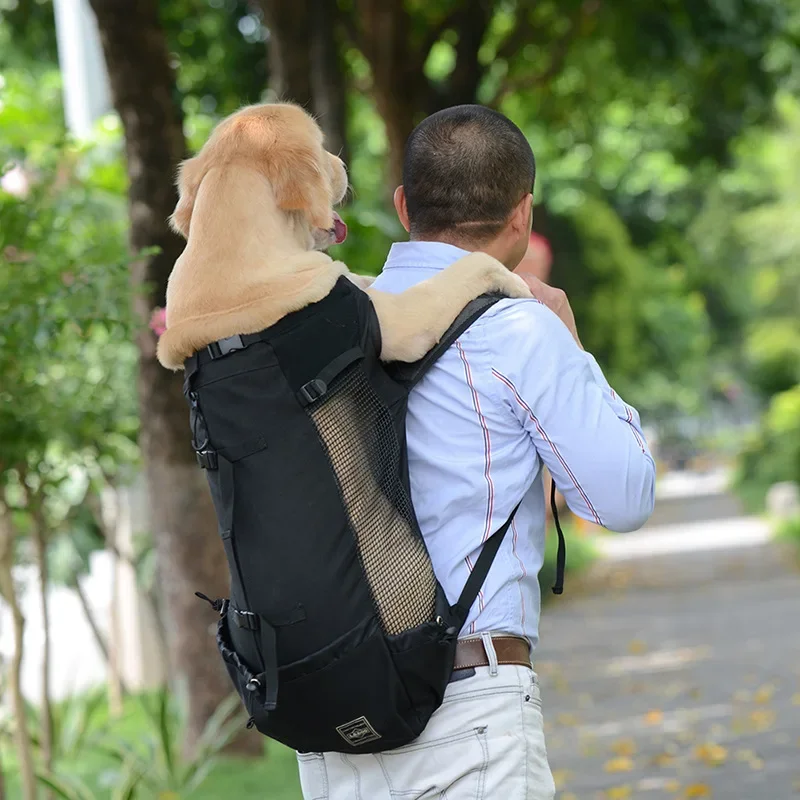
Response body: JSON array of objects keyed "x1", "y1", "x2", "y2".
[{"x1": 513, "y1": 269, "x2": 583, "y2": 349}]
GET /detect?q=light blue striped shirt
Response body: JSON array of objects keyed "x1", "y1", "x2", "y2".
[{"x1": 372, "y1": 242, "x2": 656, "y2": 650}]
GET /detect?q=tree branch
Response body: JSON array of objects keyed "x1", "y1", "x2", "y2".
[
  {"x1": 426, "y1": 0, "x2": 493, "y2": 112},
  {"x1": 420, "y1": 7, "x2": 462, "y2": 63},
  {"x1": 496, "y1": 6, "x2": 539, "y2": 63},
  {"x1": 486, "y1": 3, "x2": 594, "y2": 108},
  {"x1": 338, "y1": 3, "x2": 363, "y2": 51}
]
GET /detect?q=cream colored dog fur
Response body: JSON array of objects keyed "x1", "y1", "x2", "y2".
[{"x1": 155, "y1": 102, "x2": 531, "y2": 371}]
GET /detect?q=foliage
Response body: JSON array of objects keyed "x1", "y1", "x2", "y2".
[
  {"x1": 0, "y1": 63, "x2": 138, "y2": 563},
  {"x1": 736, "y1": 385, "x2": 800, "y2": 511},
  {"x1": 94, "y1": 689, "x2": 248, "y2": 798},
  {"x1": 731, "y1": 93, "x2": 800, "y2": 509},
  {"x1": 775, "y1": 515, "x2": 800, "y2": 559},
  {"x1": 2, "y1": 689, "x2": 263, "y2": 799}
]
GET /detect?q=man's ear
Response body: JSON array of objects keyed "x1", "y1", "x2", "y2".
[
  {"x1": 393, "y1": 185, "x2": 410, "y2": 233},
  {"x1": 512, "y1": 192, "x2": 534, "y2": 236}
]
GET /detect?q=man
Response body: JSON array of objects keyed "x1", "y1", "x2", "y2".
[{"x1": 301, "y1": 105, "x2": 656, "y2": 799}]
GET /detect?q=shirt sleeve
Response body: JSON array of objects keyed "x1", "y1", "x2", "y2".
[{"x1": 488, "y1": 300, "x2": 656, "y2": 532}]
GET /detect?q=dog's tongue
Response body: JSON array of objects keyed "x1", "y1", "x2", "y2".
[{"x1": 332, "y1": 211, "x2": 347, "y2": 244}]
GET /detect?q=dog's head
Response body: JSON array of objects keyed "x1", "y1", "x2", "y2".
[{"x1": 169, "y1": 102, "x2": 348, "y2": 248}]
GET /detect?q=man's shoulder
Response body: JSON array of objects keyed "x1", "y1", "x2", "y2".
[{"x1": 475, "y1": 296, "x2": 562, "y2": 339}]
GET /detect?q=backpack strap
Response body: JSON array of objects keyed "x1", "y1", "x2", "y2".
[
  {"x1": 389, "y1": 292, "x2": 504, "y2": 388},
  {"x1": 450, "y1": 503, "x2": 520, "y2": 628},
  {"x1": 450, "y1": 479, "x2": 566, "y2": 630}
]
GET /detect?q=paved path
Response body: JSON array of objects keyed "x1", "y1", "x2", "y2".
[{"x1": 536, "y1": 519, "x2": 800, "y2": 799}]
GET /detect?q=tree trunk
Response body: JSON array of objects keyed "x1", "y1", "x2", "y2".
[
  {"x1": 351, "y1": 0, "x2": 426, "y2": 189},
  {"x1": 30, "y1": 508, "x2": 54, "y2": 777},
  {"x1": 88, "y1": 0, "x2": 260, "y2": 758},
  {"x1": 433, "y1": 0, "x2": 492, "y2": 111},
  {"x1": 73, "y1": 578, "x2": 131, "y2": 700},
  {"x1": 258, "y1": 0, "x2": 349, "y2": 160},
  {"x1": 257, "y1": 0, "x2": 314, "y2": 108},
  {"x1": 347, "y1": 0, "x2": 492, "y2": 189},
  {"x1": 308, "y1": 0, "x2": 348, "y2": 163},
  {"x1": 99, "y1": 487, "x2": 124, "y2": 716},
  {"x1": 0, "y1": 508, "x2": 36, "y2": 800}
]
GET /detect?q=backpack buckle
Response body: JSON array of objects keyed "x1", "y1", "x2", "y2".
[
  {"x1": 233, "y1": 609, "x2": 259, "y2": 631},
  {"x1": 208, "y1": 335, "x2": 244, "y2": 359},
  {"x1": 196, "y1": 449, "x2": 218, "y2": 470},
  {"x1": 298, "y1": 379, "x2": 327, "y2": 406}
]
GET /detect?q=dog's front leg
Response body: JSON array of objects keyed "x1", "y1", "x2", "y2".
[
  {"x1": 367, "y1": 252, "x2": 531, "y2": 362},
  {"x1": 344, "y1": 272, "x2": 376, "y2": 290}
]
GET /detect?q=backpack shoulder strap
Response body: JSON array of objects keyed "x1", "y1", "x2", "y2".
[{"x1": 389, "y1": 292, "x2": 503, "y2": 388}]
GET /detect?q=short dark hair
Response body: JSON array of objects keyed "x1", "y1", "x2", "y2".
[{"x1": 402, "y1": 105, "x2": 535, "y2": 243}]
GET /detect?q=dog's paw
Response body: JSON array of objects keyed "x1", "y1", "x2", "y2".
[
  {"x1": 486, "y1": 268, "x2": 532, "y2": 299},
  {"x1": 455, "y1": 252, "x2": 532, "y2": 299}
]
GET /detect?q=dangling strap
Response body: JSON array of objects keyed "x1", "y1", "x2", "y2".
[
  {"x1": 550, "y1": 480, "x2": 566, "y2": 595},
  {"x1": 450, "y1": 503, "x2": 520, "y2": 628},
  {"x1": 450, "y1": 482, "x2": 567, "y2": 627}
]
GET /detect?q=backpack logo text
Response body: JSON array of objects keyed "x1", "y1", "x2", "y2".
[{"x1": 336, "y1": 716, "x2": 381, "y2": 747}]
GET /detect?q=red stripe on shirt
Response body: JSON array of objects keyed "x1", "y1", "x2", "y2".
[{"x1": 492, "y1": 369, "x2": 603, "y2": 526}]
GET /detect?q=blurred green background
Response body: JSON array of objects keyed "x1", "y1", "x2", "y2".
[{"x1": 1, "y1": 0, "x2": 798, "y2": 797}]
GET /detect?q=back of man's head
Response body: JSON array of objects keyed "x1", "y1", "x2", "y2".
[{"x1": 402, "y1": 105, "x2": 535, "y2": 245}]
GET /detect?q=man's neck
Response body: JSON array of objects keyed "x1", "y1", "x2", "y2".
[{"x1": 409, "y1": 234, "x2": 510, "y2": 268}]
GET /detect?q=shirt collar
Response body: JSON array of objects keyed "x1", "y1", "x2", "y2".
[{"x1": 383, "y1": 241, "x2": 472, "y2": 272}]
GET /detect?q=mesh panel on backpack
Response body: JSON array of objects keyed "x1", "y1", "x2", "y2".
[{"x1": 307, "y1": 362, "x2": 437, "y2": 636}]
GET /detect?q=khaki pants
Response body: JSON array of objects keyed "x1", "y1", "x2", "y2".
[{"x1": 296, "y1": 657, "x2": 555, "y2": 800}]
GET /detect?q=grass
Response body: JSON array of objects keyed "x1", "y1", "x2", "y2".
[
  {"x1": 775, "y1": 515, "x2": 800, "y2": 562},
  {"x1": 1, "y1": 691, "x2": 303, "y2": 800}
]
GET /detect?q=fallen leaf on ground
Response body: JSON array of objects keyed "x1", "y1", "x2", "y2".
[
  {"x1": 694, "y1": 742, "x2": 728, "y2": 766},
  {"x1": 664, "y1": 779, "x2": 681, "y2": 792},
  {"x1": 749, "y1": 709, "x2": 777, "y2": 732},
  {"x1": 792, "y1": 693, "x2": 800, "y2": 706},
  {"x1": 754, "y1": 683, "x2": 776, "y2": 703},
  {"x1": 604, "y1": 756, "x2": 635, "y2": 773},
  {"x1": 650, "y1": 751, "x2": 677, "y2": 768},
  {"x1": 611, "y1": 738, "x2": 637, "y2": 757},
  {"x1": 644, "y1": 709, "x2": 664, "y2": 725},
  {"x1": 684, "y1": 783, "x2": 712, "y2": 798},
  {"x1": 604, "y1": 786, "x2": 632, "y2": 799},
  {"x1": 551, "y1": 769, "x2": 572, "y2": 789},
  {"x1": 734, "y1": 748, "x2": 765, "y2": 770},
  {"x1": 627, "y1": 639, "x2": 647, "y2": 654}
]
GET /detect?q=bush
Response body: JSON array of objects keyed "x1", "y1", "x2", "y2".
[
  {"x1": 775, "y1": 515, "x2": 800, "y2": 553},
  {"x1": 735, "y1": 385, "x2": 800, "y2": 511}
]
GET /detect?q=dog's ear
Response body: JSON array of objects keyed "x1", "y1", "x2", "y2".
[
  {"x1": 261, "y1": 140, "x2": 333, "y2": 231},
  {"x1": 169, "y1": 156, "x2": 202, "y2": 238}
]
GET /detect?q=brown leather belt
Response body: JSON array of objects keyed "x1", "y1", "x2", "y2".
[{"x1": 452, "y1": 635, "x2": 531, "y2": 677}]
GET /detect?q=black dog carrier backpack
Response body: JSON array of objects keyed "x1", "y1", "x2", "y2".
[{"x1": 183, "y1": 276, "x2": 566, "y2": 754}]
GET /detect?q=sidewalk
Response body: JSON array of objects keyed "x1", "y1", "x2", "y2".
[{"x1": 536, "y1": 512, "x2": 800, "y2": 798}]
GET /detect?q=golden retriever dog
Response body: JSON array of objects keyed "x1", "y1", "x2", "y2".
[
  {"x1": 155, "y1": 102, "x2": 531, "y2": 371},
  {"x1": 155, "y1": 103, "x2": 532, "y2": 634}
]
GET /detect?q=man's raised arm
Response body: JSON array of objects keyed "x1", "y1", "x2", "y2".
[{"x1": 490, "y1": 300, "x2": 656, "y2": 532}]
